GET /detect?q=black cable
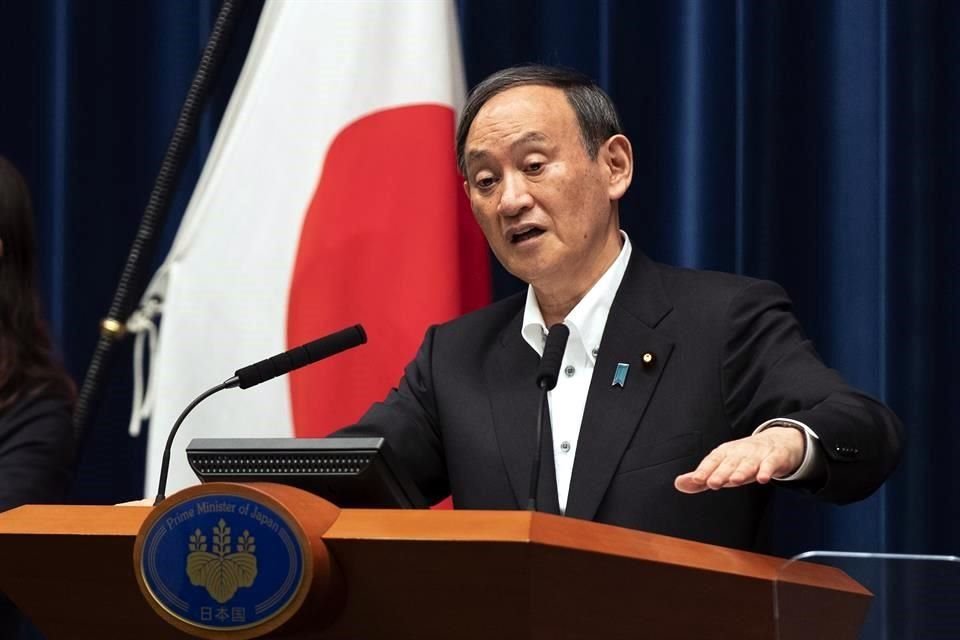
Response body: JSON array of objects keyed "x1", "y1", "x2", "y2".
[
  {"x1": 527, "y1": 386, "x2": 550, "y2": 511},
  {"x1": 73, "y1": 0, "x2": 246, "y2": 445},
  {"x1": 154, "y1": 381, "x2": 231, "y2": 504}
]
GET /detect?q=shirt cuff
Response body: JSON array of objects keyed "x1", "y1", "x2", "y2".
[{"x1": 752, "y1": 417, "x2": 820, "y2": 482}]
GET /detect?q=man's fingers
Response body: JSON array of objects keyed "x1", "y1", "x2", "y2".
[
  {"x1": 725, "y1": 457, "x2": 762, "y2": 487},
  {"x1": 675, "y1": 429, "x2": 805, "y2": 494},
  {"x1": 693, "y1": 450, "x2": 727, "y2": 482},
  {"x1": 674, "y1": 472, "x2": 709, "y2": 493},
  {"x1": 705, "y1": 455, "x2": 743, "y2": 489},
  {"x1": 756, "y1": 451, "x2": 791, "y2": 483},
  {"x1": 674, "y1": 448, "x2": 728, "y2": 493}
]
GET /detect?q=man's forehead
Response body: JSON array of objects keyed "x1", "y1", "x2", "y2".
[
  {"x1": 474, "y1": 84, "x2": 570, "y2": 124},
  {"x1": 465, "y1": 85, "x2": 574, "y2": 153},
  {"x1": 466, "y1": 130, "x2": 550, "y2": 162}
]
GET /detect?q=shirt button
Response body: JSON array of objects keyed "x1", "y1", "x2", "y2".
[
  {"x1": 560, "y1": 441, "x2": 571, "y2": 453},
  {"x1": 592, "y1": 347, "x2": 599, "y2": 358},
  {"x1": 564, "y1": 365, "x2": 576, "y2": 377}
]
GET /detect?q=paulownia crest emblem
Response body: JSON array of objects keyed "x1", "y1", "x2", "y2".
[{"x1": 186, "y1": 518, "x2": 258, "y2": 603}]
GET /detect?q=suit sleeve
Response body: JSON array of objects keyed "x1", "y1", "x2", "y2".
[
  {"x1": 0, "y1": 395, "x2": 74, "y2": 513},
  {"x1": 338, "y1": 325, "x2": 450, "y2": 504},
  {"x1": 720, "y1": 280, "x2": 903, "y2": 504}
]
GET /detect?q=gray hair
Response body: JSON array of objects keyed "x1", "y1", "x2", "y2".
[{"x1": 455, "y1": 64, "x2": 623, "y2": 175}]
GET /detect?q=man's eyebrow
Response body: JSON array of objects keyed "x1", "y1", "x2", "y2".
[
  {"x1": 466, "y1": 148, "x2": 489, "y2": 164},
  {"x1": 513, "y1": 131, "x2": 549, "y2": 146},
  {"x1": 466, "y1": 131, "x2": 551, "y2": 165}
]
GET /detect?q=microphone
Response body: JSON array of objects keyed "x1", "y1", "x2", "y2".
[
  {"x1": 528, "y1": 323, "x2": 569, "y2": 511},
  {"x1": 228, "y1": 324, "x2": 367, "y2": 389},
  {"x1": 153, "y1": 324, "x2": 367, "y2": 505},
  {"x1": 535, "y1": 324, "x2": 569, "y2": 391}
]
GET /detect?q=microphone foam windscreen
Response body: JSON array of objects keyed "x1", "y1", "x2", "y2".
[{"x1": 536, "y1": 323, "x2": 570, "y2": 391}]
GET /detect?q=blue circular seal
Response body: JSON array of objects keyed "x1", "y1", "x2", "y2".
[{"x1": 140, "y1": 493, "x2": 304, "y2": 630}]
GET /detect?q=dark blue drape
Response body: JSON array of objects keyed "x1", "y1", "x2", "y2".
[
  {"x1": 1, "y1": 0, "x2": 957, "y2": 624},
  {"x1": 0, "y1": 0, "x2": 262, "y2": 503}
]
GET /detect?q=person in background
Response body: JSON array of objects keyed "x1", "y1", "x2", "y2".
[{"x1": 0, "y1": 155, "x2": 75, "y2": 638}]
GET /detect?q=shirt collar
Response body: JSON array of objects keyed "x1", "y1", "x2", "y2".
[{"x1": 521, "y1": 231, "x2": 633, "y2": 364}]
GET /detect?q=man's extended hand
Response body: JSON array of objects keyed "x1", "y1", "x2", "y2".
[{"x1": 674, "y1": 426, "x2": 805, "y2": 493}]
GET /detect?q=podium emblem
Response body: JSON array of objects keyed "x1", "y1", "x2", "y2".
[
  {"x1": 186, "y1": 518, "x2": 258, "y2": 603},
  {"x1": 139, "y1": 494, "x2": 304, "y2": 631}
]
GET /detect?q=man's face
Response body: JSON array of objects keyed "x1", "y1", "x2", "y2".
[{"x1": 462, "y1": 84, "x2": 628, "y2": 296}]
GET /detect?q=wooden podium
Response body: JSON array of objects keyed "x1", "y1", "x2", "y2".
[{"x1": 0, "y1": 483, "x2": 870, "y2": 639}]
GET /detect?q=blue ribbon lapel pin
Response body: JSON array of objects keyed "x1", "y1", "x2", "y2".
[{"x1": 612, "y1": 362, "x2": 629, "y2": 387}]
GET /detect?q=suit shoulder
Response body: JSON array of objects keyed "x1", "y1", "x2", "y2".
[
  {"x1": 0, "y1": 392, "x2": 73, "y2": 466},
  {"x1": 654, "y1": 262, "x2": 790, "y2": 310},
  {"x1": 432, "y1": 291, "x2": 525, "y2": 343},
  {"x1": 0, "y1": 393, "x2": 71, "y2": 435}
]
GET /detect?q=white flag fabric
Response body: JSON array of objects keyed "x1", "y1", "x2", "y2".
[{"x1": 138, "y1": 0, "x2": 489, "y2": 496}]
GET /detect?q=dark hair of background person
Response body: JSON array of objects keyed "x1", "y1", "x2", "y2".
[
  {"x1": 0, "y1": 156, "x2": 75, "y2": 414},
  {"x1": 455, "y1": 64, "x2": 624, "y2": 176}
]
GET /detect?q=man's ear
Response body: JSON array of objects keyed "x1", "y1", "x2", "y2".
[
  {"x1": 602, "y1": 134, "x2": 633, "y2": 201},
  {"x1": 462, "y1": 179, "x2": 470, "y2": 199}
]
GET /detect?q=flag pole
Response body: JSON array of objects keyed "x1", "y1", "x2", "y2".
[{"x1": 72, "y1": 0, "x2": 247, "y2": 446}]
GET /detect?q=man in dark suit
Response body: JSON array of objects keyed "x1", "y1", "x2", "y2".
[{"x1": 349, "y1": 65, "x2": 901, "y2": 550}]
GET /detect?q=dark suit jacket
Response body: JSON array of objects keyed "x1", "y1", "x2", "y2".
[
  {"x1": 0, "y1": 392, "x2": 74, "y2": 637},
  {"x1": 0, "y1": 393, "x2": 73, "y2": 513},
  {"x1": 350, "y1": 251, "x2": 902, "y2": 550}
]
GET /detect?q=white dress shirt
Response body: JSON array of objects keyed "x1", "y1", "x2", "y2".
[
  {"x1": 521, "y1": 233, "x2": 633, "y2": 512},
  {"x1": 521, "y1": 232, "x2": 818, "y2": 513}
]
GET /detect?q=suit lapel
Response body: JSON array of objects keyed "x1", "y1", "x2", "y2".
[
  {"x1": 565, "y1": 252, "x2": 675, "y2": 521},
  {"x1": 485, "y1": 311, "x2": 561, "y2": 513}
]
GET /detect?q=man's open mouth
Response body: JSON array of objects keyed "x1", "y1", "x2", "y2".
[{"x1": 510, "y1": 228, "x2": 546, "y2": 244}]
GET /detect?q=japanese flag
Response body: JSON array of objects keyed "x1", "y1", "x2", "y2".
[{"x1": 139, "y1": 0, "x2": 488, "y2": 495}]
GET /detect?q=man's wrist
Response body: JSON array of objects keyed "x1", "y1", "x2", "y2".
[{"x1": 753, "y1": 418, "x2": 819, "y2": 481}]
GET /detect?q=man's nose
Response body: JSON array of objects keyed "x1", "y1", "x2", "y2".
[{"x1": 497, "y1": 172, "x2": 533, "y2": 217}]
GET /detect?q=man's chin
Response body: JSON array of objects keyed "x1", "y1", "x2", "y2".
[{"x1": 505, "y1": 263, "x2": 564, "y2": 292}]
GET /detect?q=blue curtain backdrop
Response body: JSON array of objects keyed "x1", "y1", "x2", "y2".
[
  {"x1": 1, "y1": 0, "x2": 957, "y2": 568},
  {"x1": 0, "y1": 0, "x2": 266, "y2": 508}
]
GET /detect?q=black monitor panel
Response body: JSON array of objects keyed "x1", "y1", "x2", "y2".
[{"x1": 186, "y1": 437, "x2": 427, "y2": 508}]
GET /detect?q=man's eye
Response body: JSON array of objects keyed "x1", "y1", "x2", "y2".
[
  {"x1": 475, "y1": 176, "x2": 496, "y2": 189},
  {"x1": 525, "y1": 162, "x2": 544, "y2": 173}
]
